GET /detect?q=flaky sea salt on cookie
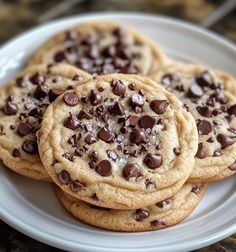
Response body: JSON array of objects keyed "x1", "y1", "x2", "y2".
[
  {"x1": 39, "y1": 74, "x2": 198, "y2": 209},
  {"x1": 0, "y1": 64, "x2": 91, "y2": 181},
  {"x1": 55, "y1": 183, "x2": 207, "y2": 232},
  {"x1": 151, "y1": 63, "x2": 236, "y2": 182},
  {"x1": 28, "y1": 21, "x2": 167, "y2": 76}
]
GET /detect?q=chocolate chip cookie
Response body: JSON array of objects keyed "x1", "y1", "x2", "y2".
[
  {"x1": 28, "y1": 21, "x2": 167, "y2": 76},
  {"x1": 39, "y1": 74, "x2": 198, "y2": 209},
  {"x1": 151, "y1": 63, "x2": 236, "y2": 182},
  {"x1": 0, "y1": 64, "x2": 91, "y2": 181},
  {"x1": 55, "y1": 183, "x2": 206, "y2": 231}
]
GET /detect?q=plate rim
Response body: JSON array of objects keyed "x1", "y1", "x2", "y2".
[{"x1": 0, "y1": 12, "x2": 236, "y2": 252}]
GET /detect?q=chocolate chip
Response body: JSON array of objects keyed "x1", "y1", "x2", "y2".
[
  {"x1": 191, "y1": 185, "x2": 200, "y2": 194},
  {"x1": 96, "y1": 160, "x2": 112, "y2": 177},
  {"x1": 90, "y1": 151, "x2": 98, "y2": 161},
  {"x1": 156, "y1": 199, "x2": 171, "y2": 208},
  {"x1": 108, "y1": 101, "x2": 125, "y2": 116},
  {"x1": 150, "y1": 100, "x2": 169, "y2": 114},
  {"x1": 89, "y1": 160, "x2": 96, "y2": 169},
  {"x1": 106, "y1": 150, "x2": 118, "y2": 161},
  {"x1": 63, "y1": 153, "x2": 75, "y2": 162},
  {"x1": 130, "y1": 128, "x2": 147, "y2": 145},
  {"x1": 120, "y1": 127, "x2": 127, "y2": 134},
  {"x1": 54, "y1": 51, "x2": 66, "y2": 62},
  {"x1": 129, "y1": 93, "x2": 144, "y2": 107},
  {"x1": 145, "y1": 179, "x2": 156, "y2": 189},
  {"x1": 30, "y1": 73, "x2": 45, "y2": 85},
  {"x1": 91, "y1": 193, "x2": 99, "y2": 200},
  {"x1": 150, "y1": 220, "x2": 165, "y2": 227},
  {"x1": 63, "y1": 92, "x2": 79, "y2": 106},
  {"x1": 102, "y1": 45, "x2": 116, "y2": 57},
  {"x1": 98, "y1": 127, "x2": 115, "y2": 143},
  {"x1": 28, "y1": 107, "x2": 43, "y2": 118},
  {"x1": 128, "y1": 83, "x2": 135, "y2": 90},
  {"x1": 70, "y1": 180, "x2": 86, "y2": 192},
  {"x1": 197, "y1": 120, "x2": 212, "y2": 135},
  {"x1": 213, "y1": 149, "x2": 222, "y2": 157},
  {"x1": 187, "y1": 84, "x2": 203, "y2": 98},
  {"x1": 49, "y1": 88, "x2": 64, "y2": 102},
  {"x1": 196, "y1": 71, "x2": 213, "y2": 87},
  {"x1": 228, "y1": 104, "x2": 236, "y2": 116},
  {"x1": 217, "y1": 134, "x2": 234, "y2": 149},
  {"x1": 2, "y1": 101, "x2": 18, "y2": 115},
  {"x1": 144, "y1": 153, "x2": 162, "y2": 169},
  {"x1": 74, "y1": 147, "x2": 85, "y2": 157},
  {"x1": 102, "y1": 113, "x2": 109, "y2": 122},
  {"x1": 134, "y1": 106, "x2": 142, "y2": 114},
  {"x1": 63, "y1": 113, "x2": 81, "y2": 130},
  {"x1": 228, "y1": 161, "x2": 236, "y2": 171},
  {"x1": 161, "y1": 74, "x2": 179, "y2": 86},
  {"x1": 112, "y1": 80, "x2": 126, "y2": 96},
  {"x1": 195, "y1": 143, "x2": 206, "y2": 159},
  {"x1": 173, "y1": 147, "x2": 181, "y2": 156},
  {"x1": 196, "y1": 106, "x2": 213, "y2": 118},
  {"x1": 78, "y1": 110, "x2": 92, "y2": 120},
  {"x1": 84, "y1": 133, "x2": 97, "y2": 145},
  {"x1": 73, "y1": 74, "x2": 83, "y2": 81},
  {"x1": 22, "y1": 140, "x2": 38, "y2": 154},
  {"x1": 12, "y1": 148, "x2": 20, "y2": 157},
  {"x1": 17, "y1": 122, "x2": 32, "y2": 136},
  {"x1": 127, "y1": 115, "x2": 139, "y2": 127},
  {"x1": 34, "y1": 84, "x2": 49, "y2": 100},
  {"x1": 16, "y1": 76, "x2": 28, "y2": 88},
  {"x1": 212, "y1": 90, "x2": 227, "y2": 104},
  {"x1": 207, "y1": 137, "x2": 214, "y2": 143},
  {"x1": 90, "y1": 90, "x2": 103, "y2": 106},
  {"x1": 58, "y1": 170, "x2": 71, "y2": 184},
  {"x1": 139, "y1": 115, "x2": 156, "y2": 129},
  {"x1": 135, "y1": 209, "x2": 149, "y2": 221},
  {"x1": 123, "y1": 163, "x2": 140, "y2": 181}
]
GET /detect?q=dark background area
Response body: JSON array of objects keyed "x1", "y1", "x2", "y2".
[{"x1": 0, "y1": 0, "x2": 235, "y2": 251}]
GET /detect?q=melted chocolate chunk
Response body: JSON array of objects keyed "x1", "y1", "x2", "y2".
[
  {"x1": 228, "y1": 161, "x2": 236, "y2": 171},
  {"x1": 108, "y1": 101, "x2": 125, "y2": 115},
  {"x1": 197, "y1": 120, "x2": 212, "y2": 135},
  {"x1": 107, "y1": 150, "x2": 118, "y2": 161},
  {"x1": 58, "y1": 170, "x2": 71, "y2": 184},
  {"x1": 191, "y1": 185, "x2": 200, "y2": 194},
  {"x1": 63, "y1": 113, "x2": 81, "y2": 130},
  {"x1": 12, "y1": 148, "x2": 20, "y2": 157},
  {"x1": 22, "y1": 140, "x2": 38, "y2": 154},
  {"x1": 90, "y1": 90, "x2": 103, "y2": 106},
  {"x1": 144, "y1": 153, "x2": 162, "y2": 169},
  {"x1": 98, "y1": 127, "x2": 115, "y2": 142},
  {"x1": 112, "y1": 80, "x2": 126, "y2": 96},
  {"x1": 63, "y1": 92, "x2": 79, "y2": 106},
  {"x1": 96, "y1": 160, "x2": 112, "y2": 177},
  {"x1": 129, "y1": 93, "x2": 144, "y2": 107},
  {"x1": 30, "y1": 73, "x2": 45, "y2": 85},
  {"x1": 195, "y1": 143, "x2": 206, "y2": 159},
  {"x1": 70, "y1": 180, "x2": 86, "y2": 192},
  {"x1": 130, "y1": 128, "x2": 147, "y2": 145},
  {"x1": 187, "y1": 83, "x2": 203, "y2": 98},
  {"x1": 84, "y1": 133, "x2": 97, "y2": 145},
  {"x1": 123, "y1": 163, "x2": 140, "y2": 181},
  {"x1": 150, "y1": 100, "x2": 169, "y2": 114},
  {"x1": 196, "y1": 106, "x2": 213, "y2": 118},
  {"x1": 2, "y1": 101, "x2": 18, "y2": 115},
  {"x1": 78, "y1": 110, "x2": 92, "y2": 119},
  {"x1": 139, "y1": 115, "x2": 156, "y2": 129},
  {"x1": 17, "y1": 122, "x2": 32, "y2": 136},
  {"x1": 217, "y1": 134, "x2": 234, "y2": 149},
  {"x1": 49, "y1": 88, "x2": 64, "y2": 102},
  {"x1": 135, "y1": 209, "x2": 149, "y2": 221}
]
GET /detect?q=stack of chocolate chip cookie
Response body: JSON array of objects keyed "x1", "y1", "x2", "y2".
[{"x1": 0, "y1": 21, "x2": 235, "y2": 232}]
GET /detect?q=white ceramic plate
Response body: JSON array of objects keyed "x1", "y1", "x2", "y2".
[{"x1": 0, "y1": 12, "x2": 236, "y2": 252}]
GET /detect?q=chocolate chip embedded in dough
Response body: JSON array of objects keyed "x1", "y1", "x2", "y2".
[
  {"x1": 197, "y1": 120, "x2": 212, "y2": 135},
  {"x1": 134, "y1": 209, "x2": 149, "y2": 221},
  {"x1": 191, "y1": 185, "x2": 200, "y2": 194},
  {"x1": 150, "y1": 220, "x2": 165, "y2": 227},
  {"x1": 12, "y1": 148, "x2": 20, "y2": 157},
  {"x1": 74, "y1": 147, "x2": 85, "y2": 157},
  {"x1": 129, "y1": 93, "x2": 144, "y2": 107},
  {"x1": 144, "y1": 153, "x2": 162, "y2": 169},
  {"x1": 30, "y1": 73, "x2": 45, "y2": 85},
  {"x1": 173, "y1": 147, "x2": 181, "y2": 156},
  {"x1": 156, "y1": 199, "x2": 171, "y2": 208},
  {"x1": 22, "y1": 140, "x2": 38, "y2": 154},
  {"x1": 108, "y1": 102, "x2": 125, "y2": 116},
  {"x1": 130, "y1": 128, "x2": 147, "y2": 145},
  {"x1": 187, "y1": 84, "x2": 203, "y2": 98},
  {"x1": 84, "y1": 133, "x2": 97, "y2": 145},
  {"x1": 58, "y1": 170, "x2": 71, "y2": 184},
  {"x1": 49, "y1": 88, "x2": 64, "y2": 102},
  {"x1": 139, "y1": 115, "x2": 156, "y2": 129},
  {"x1": 78, "y1": 110, "x2": 92, "y2": 120},
  {"x1": 195, "y1": 143, "x2": 206, "y2": 159},
  {"x1": 161, "y1": 73, "x2": 179, "y2": 86},
  {"x1": 195, "y1": 71, "x2": 213, "y2": 87},
  {"x1": 123, "y1": 163, "x2": 140, "y2": 181},
  {"x1": 145, "y1": 179, "x2": 156, "y2": 189},
  {"x1": 228, "y1": 161, "x2": 236, "y2": 171},
  {"x1": 106, "y1": 150, "x2": 118, "y2": 161},
  {"x1": 16, "y1": 76, "x2": 28, "y2": 88},
  {"x1": 98, "y1": 127, "x2": 115, "y2": 143},
  {"x1": 112, "y1": 80, "x2": 126, "y2": 96},
  {"x1": 2, "y1": 101, "x2": 18, "y2": 115},
  {"x1": 17, "y1": 122, "x2": 32, "y2": 136},
  {"x1": 228, "y1": 104, "x2": 236, "y2": 116},
  {"x1": 213, "y1": 149, "x2": 222, "y2": 157},
  {"x1": 54, "y1": 51, "x2": 67, "y2": 62},
  {"x1": 63, "y1": 113, "x2": 81, "y2": 130},
  {"x1": 70, "y1": 180, "x2": 86, "y2": 192},
  {"x1": 150, "y1": 100, "x2": 169, "y2": 114},
  {"x1": 63, "y1": 92, "x2": 79, "y2": 106},
  {"x1": 196, "y1": 106, "x2": 213, "y2": 118},
  {"x1": 89, "y1": 90, "x2": 103, "y2": 106},
  {"x1": 96, "y1": 160, "x2": 112, "y2": 177},
  {"x1": 217, "y1": 134, "x2": 234, "y2": 149}
]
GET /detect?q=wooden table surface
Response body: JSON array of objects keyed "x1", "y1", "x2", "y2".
[{"x1": 0, "y1": 0, "x2": 235, "y2": 251}]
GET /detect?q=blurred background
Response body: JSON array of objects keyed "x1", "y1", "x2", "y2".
[{"x1": 0, "y1": 0, "x2": 235, "y2": 251}]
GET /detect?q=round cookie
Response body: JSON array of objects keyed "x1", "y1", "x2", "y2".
[
  {"x1": 55, "y1": 183, "x2": 207, "y2": 232},
  {"x1": 150, "y1": 63, "x2": 236, "y2": 183},
  {"x1": 28, "y1": 21, "x2": 167, "y2": 76},
  {"x1": 0, "y1": 64, "x2": 91, "y2": 181},
  {"x1": 39, "y1": 74, "x2": 198, "y2": 208}
]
